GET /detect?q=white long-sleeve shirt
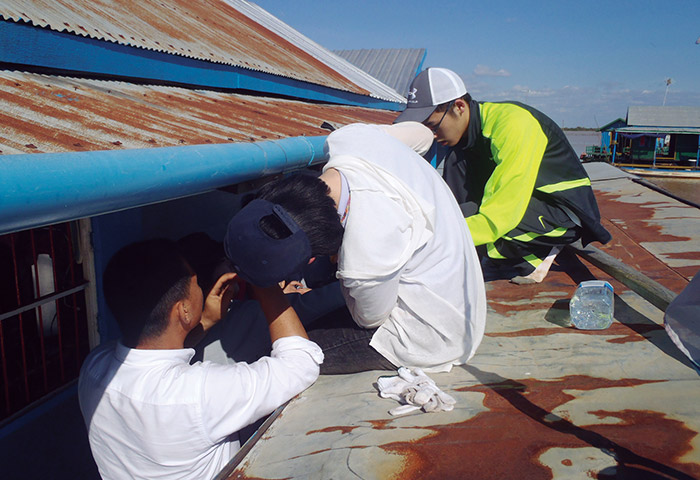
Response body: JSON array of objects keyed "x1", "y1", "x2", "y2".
[
  {"x1": 78, "y1": 336, "x2": 322, "y2": 480},
  {"x1": 324, "y1": 123, "x2": 487, "y2": 372}
]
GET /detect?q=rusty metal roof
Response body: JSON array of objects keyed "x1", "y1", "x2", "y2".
[
  {"x1": 0, "y1": 70, "x2": 398, "y2": 155},
  {"x1": 0, "y1": 0, "x2": 403, "y2": 102},
  {"x1": 627, "y1": 106, "x2": 700, "y2": 128},
  {"x1": 223, "y1": 163, "x2": 700, "y2": 479}
]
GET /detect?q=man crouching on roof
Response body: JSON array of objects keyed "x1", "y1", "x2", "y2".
[
  {"x1": 78, "y1": 239, "x2": 322, "y2": 480},
  {"x1": 224, "y1": 122, "x2": 487, "y2": 374}
]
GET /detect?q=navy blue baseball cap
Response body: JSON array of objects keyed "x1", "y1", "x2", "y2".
[{"x1": 224, "y1": 199, "x2": 312, "y2": 287}]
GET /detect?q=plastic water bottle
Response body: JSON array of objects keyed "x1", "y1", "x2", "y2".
[{"x1": 569, "y1": 280, "x2": 614, "y2": 330}]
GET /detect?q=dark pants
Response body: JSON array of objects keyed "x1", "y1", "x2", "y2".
[
  {"x1": 484, "y1": 194, "x2": 582, "y2": 275},
  {"x1": 197, "y1": 281, "x2": 397, "y2": 374},
  {"x1": 307, "y1": 305, "x2": 397, "y2": 375},
  {"x1": 441, "y1": 150, "x2": 582, "y2": 276}
]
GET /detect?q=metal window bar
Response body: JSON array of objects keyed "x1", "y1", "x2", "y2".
[
  {"x1": 0, "y1": 222, "x2": 90, "y2": 422},
  {"x1": 0, "y1": 293, "x2": 9, "y2": 418},
  {"x1": 67, "y1": 224, "x2": 81, "y2": 374},
  {"x1": 0, "y1": 284, "x2": 89, "y2": 323},
  {"x1": 48, "y1": 226, "x2": 66, "y2": 382},
  {"x1": 30, "y1": 230, "x2": 49, "y2": 392},
  {"x1": 9, "y1": 233, "x2": 30, "y2": 404}
]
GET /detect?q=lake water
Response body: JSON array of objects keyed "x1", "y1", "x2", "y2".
[{"x1": 563, "y1": 130, "x2": 601, "y2": 157}]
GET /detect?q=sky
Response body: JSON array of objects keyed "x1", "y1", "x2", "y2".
[{"x1": 254, "y1": 0, "x2": 700, "y2": 128}]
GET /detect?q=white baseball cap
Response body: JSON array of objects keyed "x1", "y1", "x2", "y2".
[{"x1": 395, "y1": 68, "x2": 467, "y2": 123}]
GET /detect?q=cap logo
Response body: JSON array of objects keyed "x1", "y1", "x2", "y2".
[
  {"x1": 223, "y1": 199, "x2": 311, "y2": 287},
  {"x1": 394, "y1": 68, "x2": 466, "y2": 124}
]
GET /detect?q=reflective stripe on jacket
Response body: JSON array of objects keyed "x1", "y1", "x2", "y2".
[{"x1": 451, "y1": 101, "x2": 610, "y2": 247}]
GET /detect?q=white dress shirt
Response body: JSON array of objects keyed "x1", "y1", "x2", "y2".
[
  {"x1": 324, "y1": 123, "x2": 487, "y2": 372},
  {"x1": 78, "y1": 336, "x2": 322, "y2": 480}
]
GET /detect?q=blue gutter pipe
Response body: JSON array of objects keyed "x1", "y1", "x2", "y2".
[{"x1": 0, "y1": 136, "x2": 328, "y2": 236}]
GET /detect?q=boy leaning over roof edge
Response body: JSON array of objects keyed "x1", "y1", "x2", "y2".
[{"x1": 224, "y1": 122, "x2": 487, "y2": 375}]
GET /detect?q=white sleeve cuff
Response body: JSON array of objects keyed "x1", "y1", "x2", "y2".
[
  {"x1": 378, "y1": 122, "x2": 434, "y2": 156},
  {"x1": 271, "y1": 336, "x2": 324, "y2": 364}
]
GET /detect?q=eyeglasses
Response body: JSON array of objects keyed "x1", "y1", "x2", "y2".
[{"x1": 427, "y1": 100, "x2": 455, "y2": 133}]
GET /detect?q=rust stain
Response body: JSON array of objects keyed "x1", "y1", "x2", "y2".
[
  {"x1": 596, "y1": 189, "x2": 690, "y2": 242},
  {"x1": 379, "y1": 375, "x2": 699, "y2": 479},
  {"x1": 227, "y1": 474, "x2": 287, "y2": 480},
  {"x1": 665, "y1": 251, "x2": 700, "y2": 261},
  {"x1": 485, "y1": 327, "x2": 566, "y2": 337},
  {"x1": 306, "y1": 425, "x2": 358, "y2": 435},
  {"x1": 598, "y1": 217, "x2": 692, "y2": 291},
  {"x1": 483, "y1": 189, "x2": 693, "y2": 317},
  {"x1": 596, "y1": 189, "x2": 698, "y2": 285},
  {"x1": 486, "y1": 322, "x2": 663, "y2": 341},
  {"x1": 368, "y1": 419, "x2": 395, "y2": 430},
  {"x1": 0, "y1": 71, "x2": 398, "y2": 156},
  {"x1": 485, "y1": 273, "x2": 575, "y2": 318}
]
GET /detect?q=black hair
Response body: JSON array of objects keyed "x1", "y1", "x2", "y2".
[
  {"x1": 103, "y1": 239, "x2": 194, "y2": 348},
  {"x1": 434, "y1": 93, "x2": 473, "y2": 113},
  {"x1": 177, "y1": 232, "x2": 225, "y2": 295},
  {"x1": 256, "y1": 173, "x2": 344, "y2": 256}
]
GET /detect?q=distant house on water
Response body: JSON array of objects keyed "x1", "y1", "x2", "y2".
[{"x1": 601, "y1": 106, "x2": 700, "y2": 169}]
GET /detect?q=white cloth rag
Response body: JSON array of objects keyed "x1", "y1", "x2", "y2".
[{"x1": 377, "y1": 367, "x2": 456, "y2": 416}]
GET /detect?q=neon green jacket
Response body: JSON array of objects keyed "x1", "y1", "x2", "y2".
[{"x1": 446, "y1": 101, "x2": 610, "y2": 247}]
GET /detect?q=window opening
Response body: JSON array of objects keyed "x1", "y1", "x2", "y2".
[{"x1": 0, "y1": 222, "x2": 90, "y2": 422}]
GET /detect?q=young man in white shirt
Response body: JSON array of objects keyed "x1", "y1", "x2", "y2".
[
  {"x1": 225, "y1": 123, "x2": 487, "y2": 374},
  {"x1": 78, "y1": 239, "x2": 323, "y2": 480}
]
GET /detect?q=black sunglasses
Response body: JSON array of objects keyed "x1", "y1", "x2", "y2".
[{"x1": 427, "y1": 100, "x2": 455, "y2": 133}]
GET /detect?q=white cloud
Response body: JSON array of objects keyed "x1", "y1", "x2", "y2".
[
  {"x1": 508, "y1": 85, "x2": 556, "y2": 98},
  {"x1": 474, "y1": 64, "x2": 511, "y2": 77}
]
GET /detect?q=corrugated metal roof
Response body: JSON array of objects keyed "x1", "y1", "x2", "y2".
[
  {"x1": 627, "y1": 106, "x2": 700, "y2": 128},
  {"x1": 233, "y1": 2, "x2": 406, "y2": 104},
  {"x1": 0, "y1": 70, "x2": 398, "y2": 155},
  {"x1": 0, "y1": 0, "x2": 402, "y2": 102},
  {"x1": 333, "y1": 48, "x2": 426, "y2": 97}
]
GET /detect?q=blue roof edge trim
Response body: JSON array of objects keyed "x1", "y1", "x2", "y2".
[
  {"x1": 0, "y1": 136, "x2": 329, "y2": 235},
  {"x1": 0, "y1": 20, "x2": 403, "y2": 111},
  {"x1": 415, "y1": 49, "x2": 427, "y2": 77}
]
